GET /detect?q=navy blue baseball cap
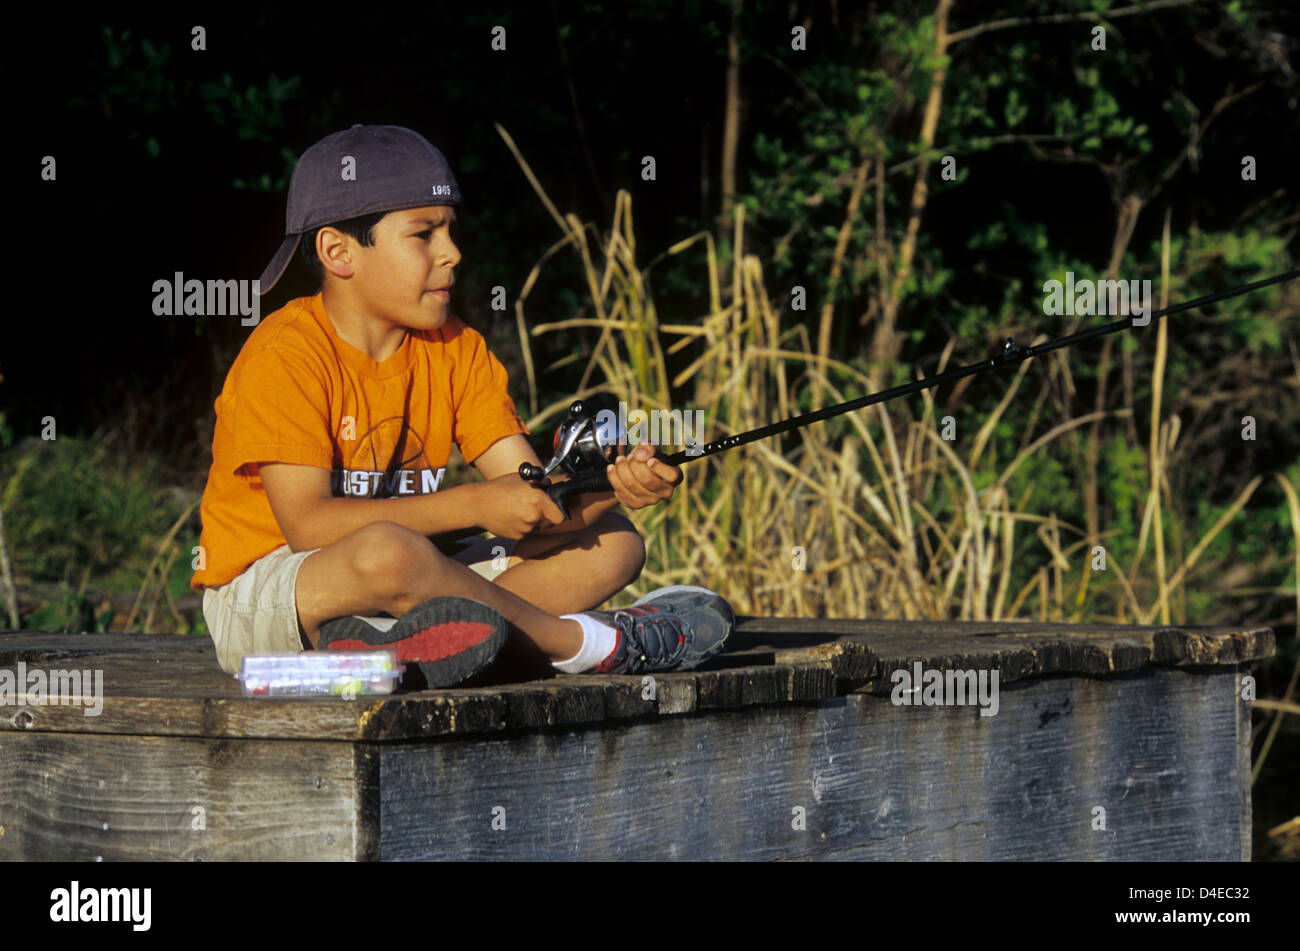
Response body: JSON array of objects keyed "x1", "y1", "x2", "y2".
[{"x1": 257, "y1": 124, "x2": 463, "y2": 294}]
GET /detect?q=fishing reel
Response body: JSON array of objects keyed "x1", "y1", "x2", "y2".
[
  {"x1": 519, "y1": 393, "x2": 622, "y2": 482},
  {"x1": 517, "y1": 393, "x2": 623, "y2": 519}
]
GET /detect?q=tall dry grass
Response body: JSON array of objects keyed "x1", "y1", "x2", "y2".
[{"x1": 497, "y1": 124, "x2": 1300, "y2": 640}]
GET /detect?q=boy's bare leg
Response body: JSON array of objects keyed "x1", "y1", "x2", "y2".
[
  {"x1": 491, "y1": 511, "x2": 646, "y2": 618},
  {"x1": 295, "y1": 521, "x2": 588, "y2": 659}
]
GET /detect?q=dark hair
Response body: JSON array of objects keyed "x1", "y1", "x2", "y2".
[{"x1": 297, "y1": 210, "x2": 389, "y2": 283}]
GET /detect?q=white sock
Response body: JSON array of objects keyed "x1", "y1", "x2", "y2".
[
  {"x1": 553, "y1": 613, "x2": 619, "y2": 673},
  {"x1": 355, "y1": 616, "x2": 398, "y2": 632}
]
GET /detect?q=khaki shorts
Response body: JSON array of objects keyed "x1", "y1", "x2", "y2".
[{"x1": 201, "y1": 535, "x2": 519, "y2": 674}]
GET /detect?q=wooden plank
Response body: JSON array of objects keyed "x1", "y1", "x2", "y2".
[
  {"x1": 0, "y1": 619, "x2": 1271, "y2": 742},
  {"x1": 731, "y1": 617, "x2": 1274, "y2": 671},
  {"x1": 377, "y1": 667, "x2": 1247, "y2": 860},
  {"x1": 0, "y1": 659, "x2": 842, "y2": 741},
  {"x1": 1234, "y1": 663, "x2": 1254, "y2": 861},
  {"x1": 0, "y1": 631, "x2": 843, "y2": 740},
  {"x1": 0, "y1": 731, "x2": 365, "y2": 860},
  {"x1": 3, "y1": 619, "x2": 1274, "y2": 685},
  {"x1": 352, "y1": 745, "x2": 382, "y2": 862}
]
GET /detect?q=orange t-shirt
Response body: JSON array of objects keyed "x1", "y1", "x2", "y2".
[{"x1": 190, "y1": 294, "x2": 529, "y2": 591}]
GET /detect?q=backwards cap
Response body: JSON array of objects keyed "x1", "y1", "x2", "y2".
[{"x1": 257, "y1": 124, "x2": 462, "y2": 295}]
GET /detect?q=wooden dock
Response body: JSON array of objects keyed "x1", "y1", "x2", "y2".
[{"x1": 0, "y1": 618, "x2": 1270, "y2": 860}]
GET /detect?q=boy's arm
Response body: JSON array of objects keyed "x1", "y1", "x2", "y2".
[
  {"x1": 472, "y1": 434, "x2": 617, "y2": 534},
  {"x1": 261, "y1": 459, "x2": 575, "y2": 550},
  {"x1": 259, "y1": 462, "x2": 490, "y2": 552},
  {"x1": 471, "y1": 434, "x2": 681, "y2": 533}
]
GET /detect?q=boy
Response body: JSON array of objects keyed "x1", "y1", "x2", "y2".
[{"x1": 190, "y1": 124, "x2": 733, "y2": 687}]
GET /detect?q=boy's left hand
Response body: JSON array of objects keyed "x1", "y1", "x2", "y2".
[{"x1": 606, "y1": 444, "x2": 682, "y2": 510}]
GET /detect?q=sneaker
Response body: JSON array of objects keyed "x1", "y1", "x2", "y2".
[
  {"x1": 585, "y1": 585, "x2": 734, "y2": 674},
  {"x1": 318, "y1": 597, "x2": 509, "y2": 688}
]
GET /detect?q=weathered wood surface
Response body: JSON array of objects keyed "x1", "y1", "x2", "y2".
[
  {"x1": 378, "y1": 667, "x2": 1251, "y2": 861},
  {"x1": 0, "y1": 618, "x2": 1271, "y2": 742},
  {"x1": 0, "y1": 733, "x2": 379, "y2": 860},
  {"x1": 0, "y1": 618, "x2": 1266, "y2": 861}
]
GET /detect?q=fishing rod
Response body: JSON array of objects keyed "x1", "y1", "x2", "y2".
[{"x1": 520, "y1": 268, "x2": 1299, "y2": 518}]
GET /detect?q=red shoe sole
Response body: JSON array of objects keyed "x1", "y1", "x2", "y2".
[{"x1": 318, "y1": 597, "x2": 509, "y2": 688}]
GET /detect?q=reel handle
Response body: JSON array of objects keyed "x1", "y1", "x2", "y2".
[
  {"x1": 514, "y1": 463, "x2": 612, "y2": 521},
  {"x1": 518, "y1": 461, "x2": 547, "y2": 482}
]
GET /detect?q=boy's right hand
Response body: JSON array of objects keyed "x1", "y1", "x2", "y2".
[{"x1": 470, "y1": 471, "x2": 568, "y2": 540}]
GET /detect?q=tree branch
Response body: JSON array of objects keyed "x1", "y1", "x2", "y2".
[
  {"x1": 946, "y1": 0, "x2": 1201, "y2": 47},
  {"x1": 870, "y1": 0, "x2": 955, "y2": 384}
]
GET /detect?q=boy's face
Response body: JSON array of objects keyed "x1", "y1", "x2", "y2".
[{"x1": 338, "y1": 204, "x2": 461, "y2": 330}]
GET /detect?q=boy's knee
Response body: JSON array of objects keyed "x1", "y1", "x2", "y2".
[
  {"x1": 593, "y1": 512, "x2": 645, "y2": 577},
  {"x1": 597, "y1": 511, "x2": 637, "y2": 535},
  {"x1": 351, "y1": 521, "x2": 437, "y2": 591}
]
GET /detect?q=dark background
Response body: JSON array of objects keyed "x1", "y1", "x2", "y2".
[{"x1": 14, "y1": 2, "x2": 1297, "y2": 483}]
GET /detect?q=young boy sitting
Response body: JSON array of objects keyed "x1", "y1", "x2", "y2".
[{"x1": 189, "y1": 124, "x2": 733, "y2": 687}]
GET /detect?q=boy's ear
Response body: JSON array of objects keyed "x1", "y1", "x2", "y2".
[{"x1": 316, "y1": 227, "x2": 357, "y2": 280}]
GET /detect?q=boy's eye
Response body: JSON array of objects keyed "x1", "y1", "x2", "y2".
[{"x1": 412, "y1": 222, "x2": 457, "y2": 240}]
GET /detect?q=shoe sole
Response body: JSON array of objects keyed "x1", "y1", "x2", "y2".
[
  {"x1": 632, "y1": 584, "x2": 720, "y2": 605},
  {"x1": 631, "y1": 585, "x2": 733, "y2": 669},
  {"x1": 319, "y1": 597, "x2": 509, "y2": 688}
]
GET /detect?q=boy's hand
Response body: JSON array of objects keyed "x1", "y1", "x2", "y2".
[
  {"x1": 470, "y1": 471, "x2": 567, "y2": 540},
  {"x1": 606, "y1": 444, "x2": 682, "y2": 510}
]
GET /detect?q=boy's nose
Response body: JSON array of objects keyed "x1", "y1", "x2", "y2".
[{"x1": 437, "y1": 236, "x2": 461, "y2": 267}]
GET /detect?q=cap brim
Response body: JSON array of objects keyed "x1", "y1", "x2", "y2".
[{"x1": 257, "y1": 233, "x2": 304, "y2": 295}]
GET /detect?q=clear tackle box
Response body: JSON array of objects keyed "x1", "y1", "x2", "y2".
[{"x1": 235, "y1": 650, "x2": 404, "y2": 699}]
